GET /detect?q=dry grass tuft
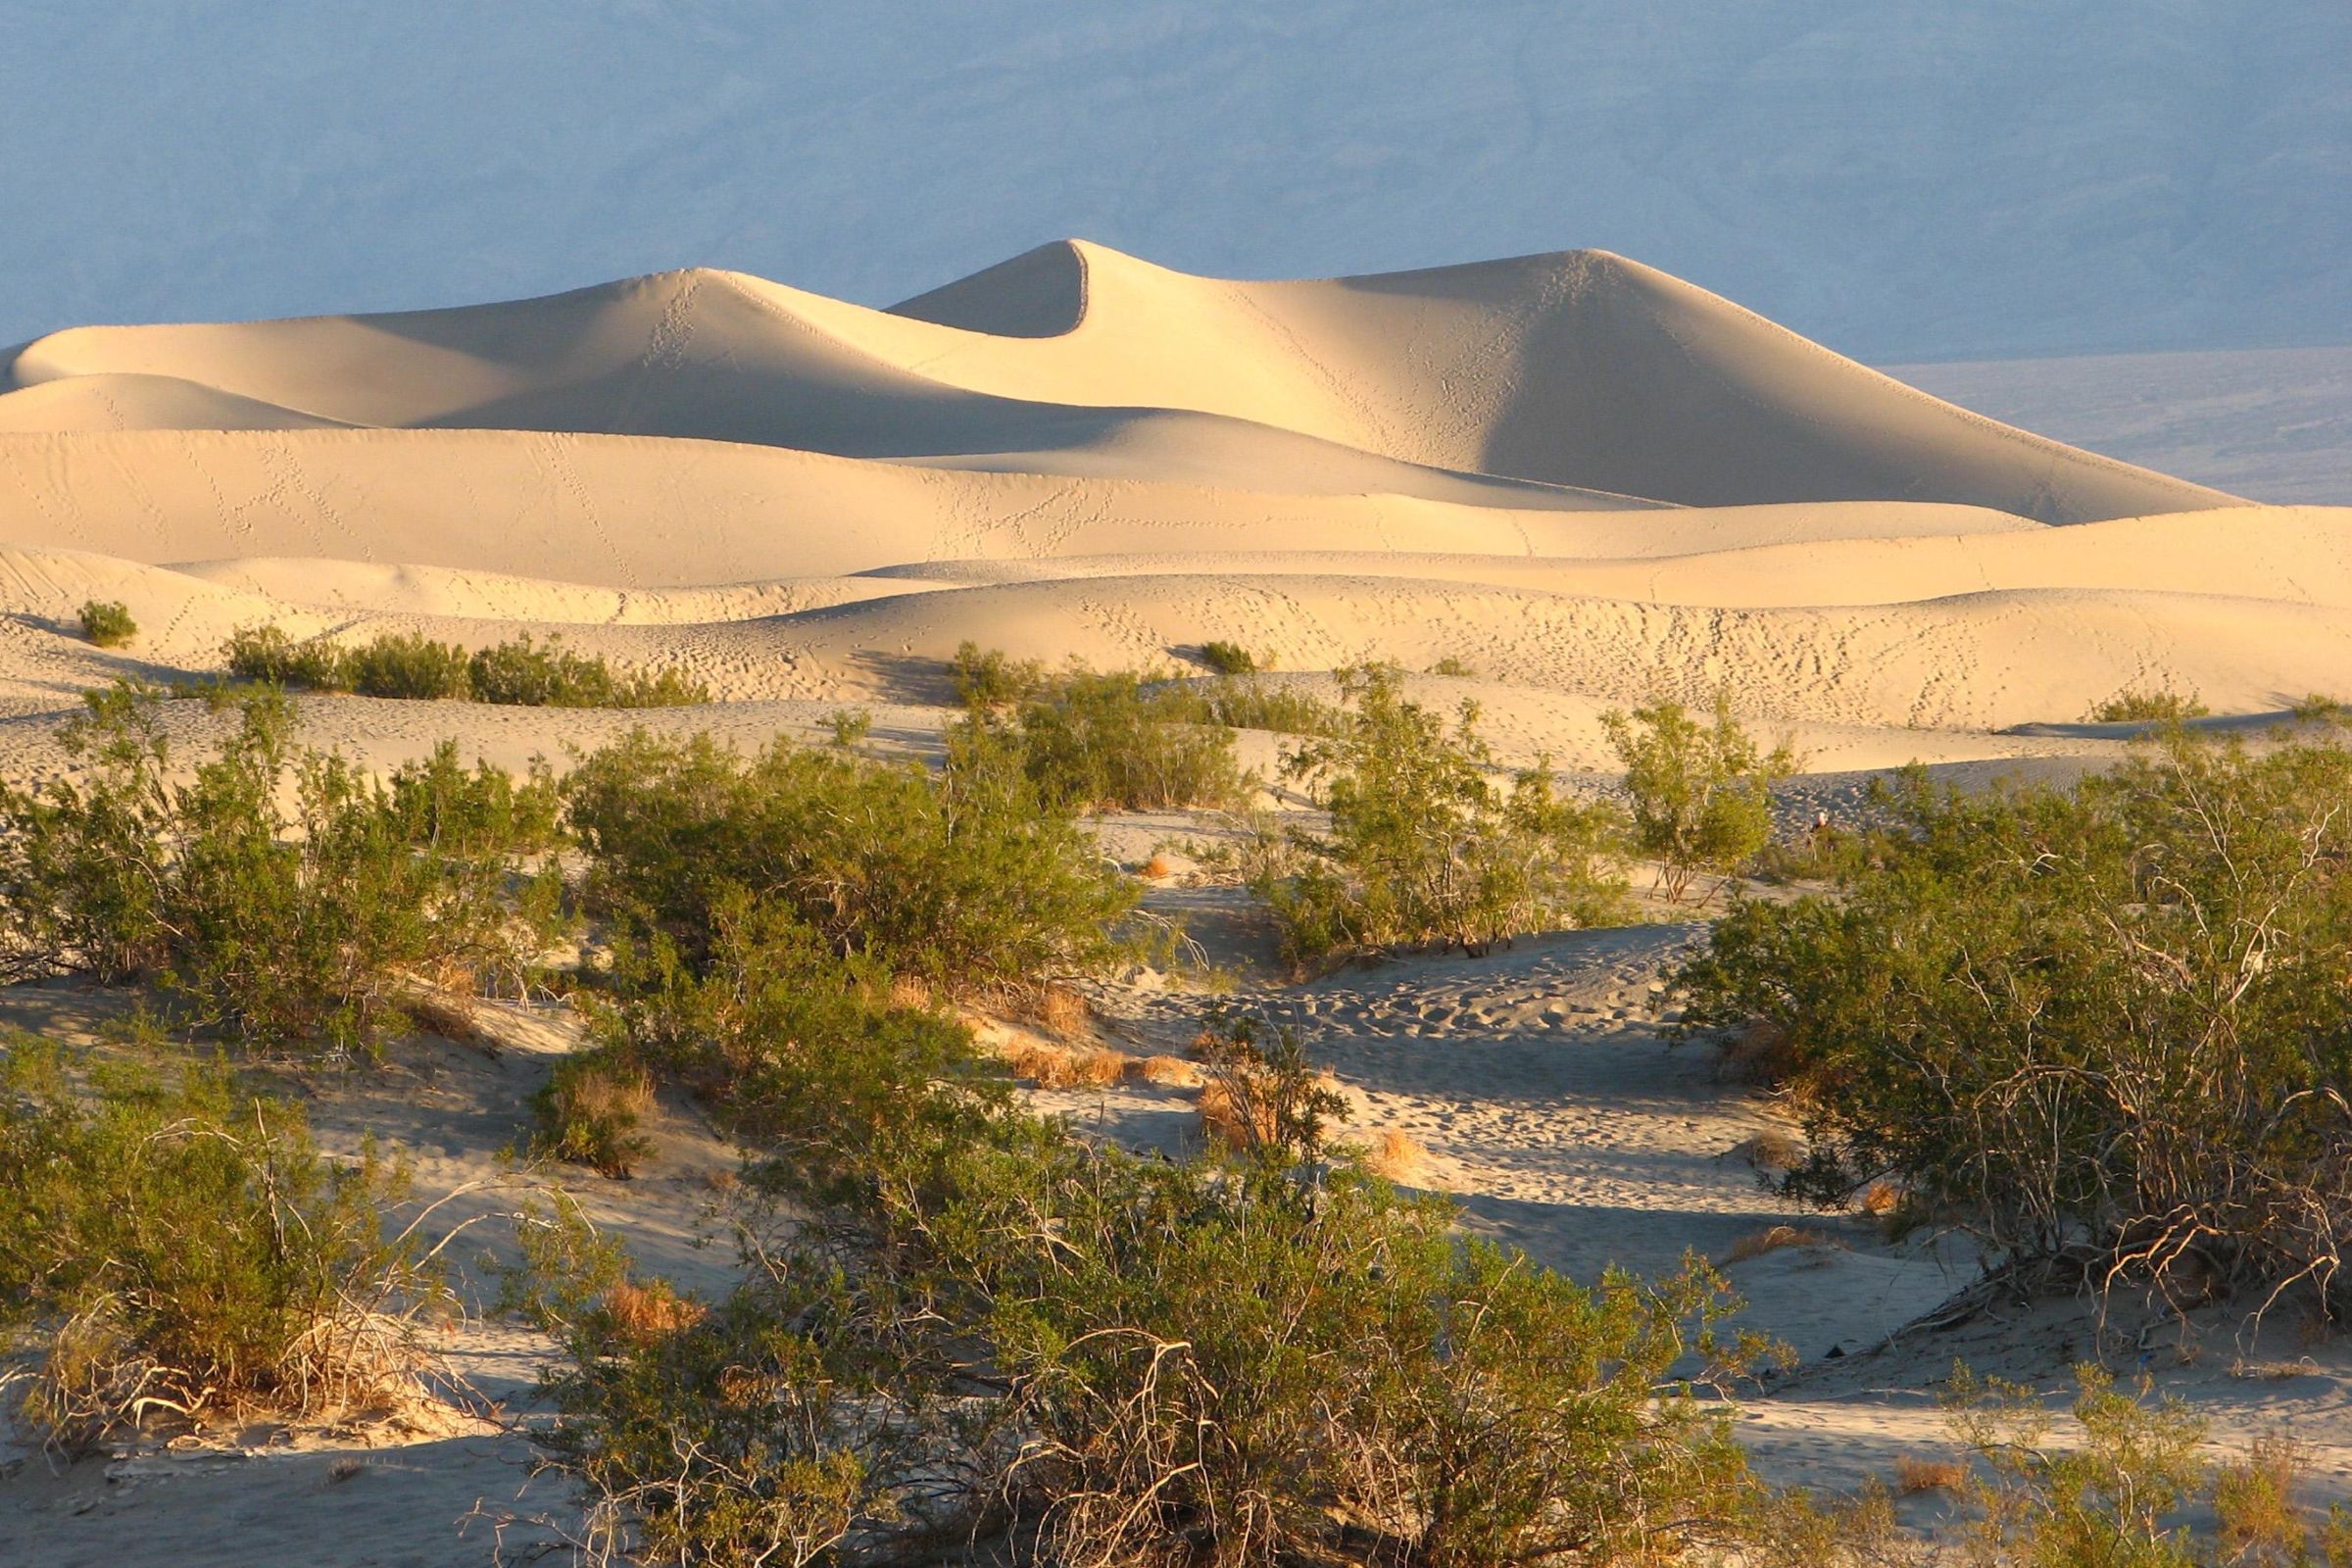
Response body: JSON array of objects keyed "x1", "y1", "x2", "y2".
[
  {"x1": 601, "y1": 1279, "x2": 706, "y2": 1348},
  {"x1": 1356, "y1": 1127, "x2": 1432, "y2": 1186},
  {"x1": 1736, "y1": 1130, "x2": 1804, "y2": 1175},
  {"x1": 1000, "y1": 1040, "x2": 1127, "y2": 1090},
  {"x1": 1721, "y1": 1224, "x2": 1847, "y2": 1266},
  {"x1": 888, "y1": 973, "x2": 933, "y2": 1011},
  {"x1": 1891, "y1": 1453, "x2": 1965, "y2": 1494},
  {"x1": 1857, "y1": 1177, "x2": 1905, "y2": 1216},
  {"x1": 1035, "y1": 982, "x2": 1093, "y2": 1040},
  {"x1": 1125, "y1": 1054, "x2": 1204, "y2": 1089},
  {"x1": 1718, "y1": 1017, "x2": 1799, "y2": 1086},
  {"x1": 1197, "y1": 1075, "x2": 1278, "y2": 1152},
  {"x1": 1142, "y1": 853, "x2": 1178, "y2": 880}
]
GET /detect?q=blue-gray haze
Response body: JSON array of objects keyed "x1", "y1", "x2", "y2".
[{"x1": 1, "y1": 1, "x2": 2343, "y2": 360}]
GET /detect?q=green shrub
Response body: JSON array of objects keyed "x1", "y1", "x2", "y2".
[
  {"x1": 76, "y1": 600, "x2": 136, "y2": 649},
  {"x1": 0, "y1": 1038, "x2": 451, "y2": 1450},
  {"x1": 979, "y1": 666, "x2": 1250, "y2": 810},
  {"x1": 221, "y1": 624, "x2": 708, "y2": 708},
  {"x1": 1197, "y1": 638, "x2": 1258, "y2": 675},
  {"x1": 1676, "y1": 735, "x2": 2352, "y2": 1302},
  {"x1": 531, "y1": 1047, "x2": 655, "y2": 1178},
  {"x1": 467, "y1": 632, "x2": 709, "y2": 709},
  {"x1": 564, "y1": 726, "x2": 1138, "y2": 992},
  {"x1": 1603, "y1": 691, "x2": 1797, "y2": 904},
  {"x1": 1251, "y1": 663, "x2": 1627, "y2": 967},
  {"x1": 223, "y1": 624, "x2": 352, "y2": 689},
  {"x1": 1427, "y1": 656, "x2": 1477, "y2": 677},
  {"x1": 1170, "y1": 674, "x2": 1341, "y2": 737},
  {"x1": 543, "y1": 926, "x2": 1766, "y2": 1568},
  {"x1": 950, "y1": 639, "x2": 1046, "y2": 708},
  {"x1": 0, "y1": 684, "x2": 568, "y2": 1055},
  {"x1": 2090, "y1": 688, "x2": 2211, "y2": 724},
  {"x1": 2290, "y1": 692, "x2": 2343, "y2": 722}
]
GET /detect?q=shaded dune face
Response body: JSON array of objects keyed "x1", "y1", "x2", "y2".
[
  {"x1": 1, "y1": 240, "x2": 2335, "y2": 742},
  {"x1": 4, "y1": 240, "x2": 2232, "y2": 525}
]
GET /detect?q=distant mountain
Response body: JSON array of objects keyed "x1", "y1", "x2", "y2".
[{"x1": 0, "y1": 1, "x2": 2343, "y2": 359}]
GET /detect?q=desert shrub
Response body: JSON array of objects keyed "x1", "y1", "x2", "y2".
[
  {"x1": 2291, "y1": 693, "x2": 2344, "y2": 722},
  {"x1": 977, "y1": 665, "x2": 1249, "y2": 810},
  {"x1": 0, "y1": 684, "x2": 567, "y2": 1054},
  {"x1": 1676, "y1": 736, "x2": 2352, "y2": 1303},
  {"x1": 2090, "y1": 688, "x2": 2211, "y2": 724},
  {"x1": 1251, "y1": 663, "x2": 1627, "y2": 967},
  {"x1": 950, "y1": 639, "x2": 1046, "y2": 708},
  {"x1": 0, "y1": 1039, "x2": 453, "y2": 1450},
  {"x1": 564, "y1": 726, "x2": 1138, "y2": 993},
  {"x1": 343, "y1": 630, "x2": 473, "y2": 700},
  {"x1": 1427, "y1": 656, "x2": 1477, "y2": 677},
  {"x1": 532, "y1": 1046, "x2": 655, "y2": 1179},
  {"x1": 467, "y1": 632, "x2": 709, "y2": 709},
  {"x1": 76, "y1": 600, "x2": 136, "y2": 648},
  {"x1": 1190, "y1": 1007, "x2": 1348, "y2": 1166},
  {"x1": 540, "y1": 880, "x2": 1767, "y2": 1567},
  {"x1": 1603, "y1": 690, "x2": 1796, "y2": 904},
  {"x1": 223, "y1": 623, "x2": 351, "y2": 689},
  {"x1": 1197, "y1": 638, "x2": 1258, "y2": 675},
  {"x1": 222, "y1": 624, "x2": 707, "y2": 708}
]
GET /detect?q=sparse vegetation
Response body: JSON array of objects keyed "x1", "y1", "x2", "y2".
[
  {"x1": 1603, "y1": 690, "x2": 1796, "y2": 904},
  {"x1": 564, "y1": 726, "x2": 1138, "y2": 993},
  {"x1": 0, "y1": 1039, "x2": 455, "y2": 1451},
  {"x1": 0, "y1": 683, "x2": 568, "y2": 1055},
  {"x1": 76, "y1": 599, "x2": 136, "y2": 648},
  {"x1": 965, "y1": 663, "x2": 1250, "y2": 810},
  {"x1": 1251, "y1": 662, "x2": 1627, "y2": 968},
  {"x1": 1198, "y1": 638, "x2": 1258, "y2": 674},
  {"x1": 220, "y1": 624, "x2": 709, "y2": 707},
  {"x1": 531, "y1": 1047, "x2": 656, "y2": 1178},
  {"x1": 1677, "y1": 733, "x2": 2352, "y2": 1305},
  {"x1": 2090, "y1": 687, "x2": 2211, "y2": 724}
]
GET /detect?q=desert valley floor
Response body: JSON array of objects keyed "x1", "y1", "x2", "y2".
[{"x1": 1, "y1": 241, "x2": 2348, "y2": 1563}]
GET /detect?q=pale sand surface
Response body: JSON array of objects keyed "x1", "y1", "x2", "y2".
[{"x1": 0, "y1": 245, "x2": 2344, "y2": 1560}]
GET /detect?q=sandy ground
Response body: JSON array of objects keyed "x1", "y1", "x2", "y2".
[{"x1": 0, "y1": 245, "x2": 2346, "y2": 1560}]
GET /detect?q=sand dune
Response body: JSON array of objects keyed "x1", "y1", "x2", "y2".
[{"x1": 0, "y1": 240, "x2": 2324, "y2": 745}]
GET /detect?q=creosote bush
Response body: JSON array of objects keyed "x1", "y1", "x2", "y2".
[
  {"x1": 564, "y1": 725, "x2": 1139, "y2": 993},
  {"x1": 963, "y1": 664, "x2": 1250, "y2": 811},
  {"x1": 1676, "y1": 733, "x2": 2352, "y2": 1306},
  {"x1": 0, "y1": 1038, "x2": 453, "y2": 1451},
  {"x1": 1602, "y1": 690, "x2": 1796, "y2": 904},
  {"x1": 76, "y1": 599, "x2": 137, "y2": 648},
  {"x1": 536, "y1": 917, "x2": 1772, "y2": 1568},
  {"x1": 1250, "y1": 662, "x2": 1627, "y2": 968},
  {"x1": 0, "y1": 683, "x2": 568, "y2": 1055},
  {"x1": 1197, "y1": 638, "x2": 1258, "y2": 675},
  {"x1": 221, "y1": 624, "x2": 709, "y2": 707},
  {"x1": 2090, "y1": 688, "x2": 2212, "y2": 724},
  {"x1": 532, "y1": 1046, "x2": 656, "y2": 1179}
]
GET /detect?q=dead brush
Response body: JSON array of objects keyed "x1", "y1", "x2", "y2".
[
  {"x1": 1353, "y1": 1127, "x2": 1432, "y2": 1186},
  {"x1": 1032, "y1": 982, "x2": 1094, "y2": 1041},
  {"x1": 532, "y1": 1051, "x2": 656, "y2": 1178},
  {"x1": 1721, "y1": 1224, "x2": 1847, "y2": 1266},
  {"x1": 600, "y1": 1279, "x2": 707, "y2": 1349},
  {"x1": 999, "y1": 1039, "x2": 1127, "y2": 1090},
  {"x1": 1123, "y1": 1054, "x2": 1203, "y2": 1089},
  {"x1": 1890, "y1": 1453, "x2": 1965, "y2": 1494}
]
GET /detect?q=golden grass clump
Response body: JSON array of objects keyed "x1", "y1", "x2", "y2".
[
  {"x1": 1857, "y1": 1177, "x2": 1905, "y2": 1216},
  {"x1": 1125, "y1": 1054, "x2": 1205, "y2": 1089},
  {"x1": 1142, "y1": 853, "x2": 1179, "y2": 880},
  {"x1": 1890, "y1": 1453, "x2": 1966, "y2": 1494},
  {"x1": 1718, "y1": 1017, "x2": 1799, "y2": 1086},
  {"x1": 1000, "y1": 1039, "x2": 1127, "y2": 1090},
  {"x1": 1034, "y1": 982, "x2": 1093, "y2": 1040},
  {"x1": 887, "y1": 973, "x2": 933, "y2": 1011},
  {"x1": 1355, "y1": 1127, "x2": 1432, "y2": 1186},
  {"x1": 601, "y1": 1279, "x2": 707, "y2": 1349},
  {"x1": 1197, "y1": 1075, "x2": 1278, "y2": 1152},
  {"x1": 1721, "y1": 1224, "x2": 1847, "y2": 1266}
]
